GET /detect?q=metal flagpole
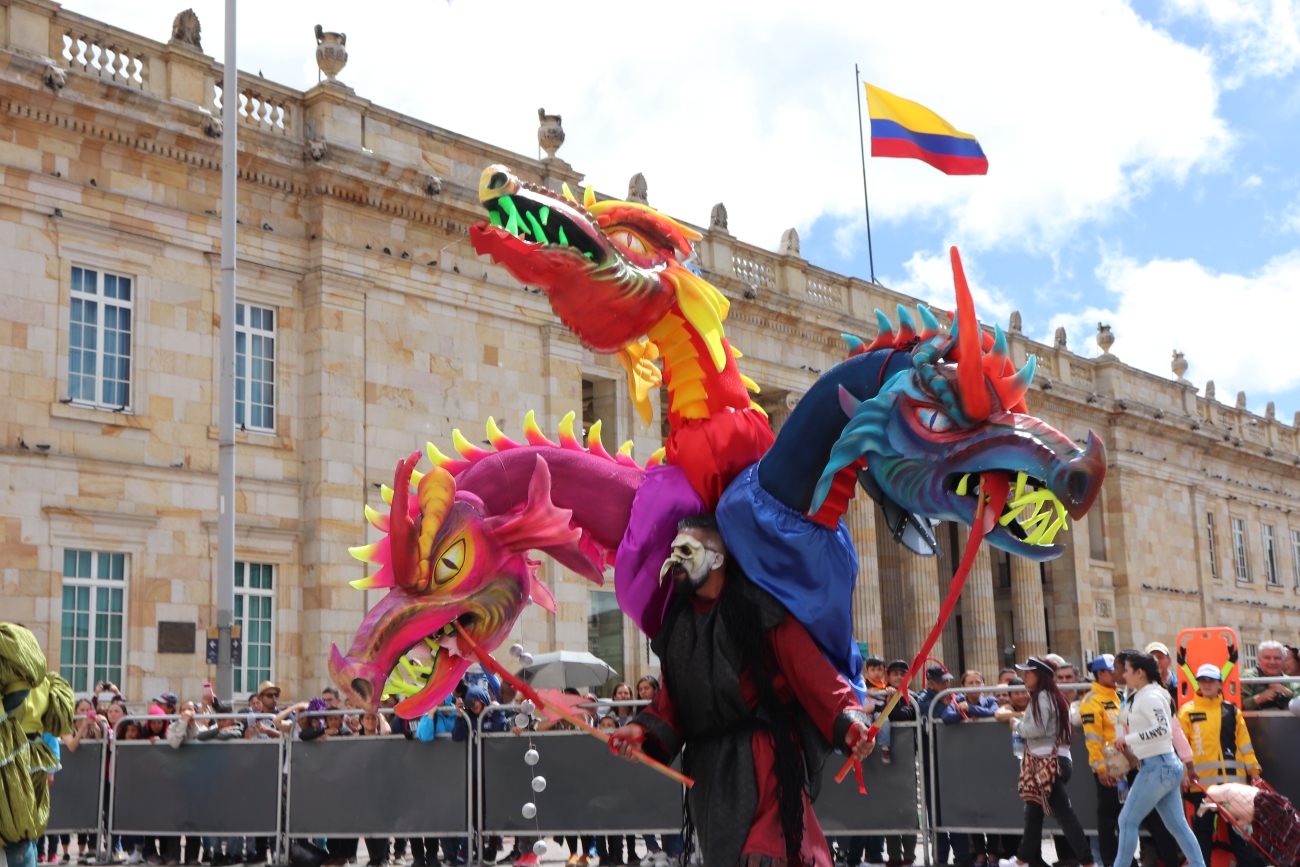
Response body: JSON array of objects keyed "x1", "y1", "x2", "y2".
[
  {"x1": 216, "y1": 0, "x2": 238, "y2": 703},
  {"x1": 855, "y1": 64, "x2": 876, "y2": 284}
]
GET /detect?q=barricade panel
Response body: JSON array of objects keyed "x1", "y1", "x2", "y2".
[
  {"x1": 110, "y1": 739, "x2": 280, "y2": 835},
  {"x1": 933, "y1": 720, "x2": 1098, "y2": 834},
  {"x1": 47, "y1": 740, "x2": 104, "y2": 833},
  {"x1": 480, "y1": 731, "x2": 681, "y2": 834},
  {"x1": 814, "y1": 723, "x2": 921, "y2": 834},
  {"x1": 287, "y1": 734, "x2": 469, "y2": 836},
  {"x1": 1245, "y1": 713, "x2": 1300, "y2": 804}
]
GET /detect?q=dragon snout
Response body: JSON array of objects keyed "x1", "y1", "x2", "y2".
[
  {"x1": 478, "y1": 165, "x2": 520, "y2": 204},
  {"x1": 328, "y1": 644, "x2": 385, "y2": 714},
  {"x1": 1050, "y1": 430, "x2": 1106, "y2": 520}
]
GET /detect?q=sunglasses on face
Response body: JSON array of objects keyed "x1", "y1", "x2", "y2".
[{"x1": 264, "y1": 691, "x2": 280, "y2": 699}]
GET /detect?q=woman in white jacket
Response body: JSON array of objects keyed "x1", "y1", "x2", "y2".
[{"x1": 1112, "y1": 652, "x2": 1205, "y2": 867}]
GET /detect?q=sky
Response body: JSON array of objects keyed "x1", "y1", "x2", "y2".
[{"x1": 66, "y1": 0, "x2": 1300, "y2": 420}]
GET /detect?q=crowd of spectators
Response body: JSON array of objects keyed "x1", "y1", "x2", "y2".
[
  {"x1": 829, "y1": 637, "x2": 1296, "y2": 867},
  {"x1": 41, "y1": 639, "x2": 1299, "y2": 867}
]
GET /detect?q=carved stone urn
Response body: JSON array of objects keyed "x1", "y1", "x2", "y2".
[
  {"x1": 537, "y1": 108, "x2": 564, "y2": 158},
  {"x1": 315, "y1": 25, "x2": 348, "y2": 82}
]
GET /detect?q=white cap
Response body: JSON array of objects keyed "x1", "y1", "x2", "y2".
[{"x1": 1195, "y1": 663, "x2": 1222, "y2": 681}]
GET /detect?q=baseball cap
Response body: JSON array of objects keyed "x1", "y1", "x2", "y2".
[
  {"x1": 926, "y1": 664, "x2": 953, "y2": 683},
  {"x1": 1089, "y1": 654, "x2": 1115, "y2": 673},
  {"x1": 1145, "y1": 641, "x2": 1171, "y2": 657},
  {"x1": 1015, "y1": 657, "x2": 1055, "y2": 678},
  {"x1": 153, "y1": 692, "x2": 178, "y2": 705},
  {"x1": 1196, "y1": 663, "x2": 1223, "y2": 681}
]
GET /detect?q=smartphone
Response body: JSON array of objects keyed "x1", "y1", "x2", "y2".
[{"x1": 86, "y1": 708, "x2": 97, "y2": 720}]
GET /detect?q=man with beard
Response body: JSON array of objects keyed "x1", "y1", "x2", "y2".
[{"x1": 611, "y1": 515, "x2": 875, "y2": 867}]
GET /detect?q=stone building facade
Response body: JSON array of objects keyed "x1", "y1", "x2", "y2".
[{"x1": 1, "y1": 1, "x2": 1298, "y2": 702}]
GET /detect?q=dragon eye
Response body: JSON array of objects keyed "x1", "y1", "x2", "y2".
[
  {"x1": 609, "y1": 230, "x2": 652, "y2": 257},
  {"x1": 434, "y1": 539, "x2": 466, "y2": 585},
  {"x1": 915, "y1": 407, "x2": 955, "y2": 433}
]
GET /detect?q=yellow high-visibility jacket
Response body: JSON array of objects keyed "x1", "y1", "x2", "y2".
[
  {"x1": 1079, "y1": 682, "x2": 1121, "y2": 773},
  {"x1": 1178, "y1": 694, "x2": 1260, "y2": 786}
]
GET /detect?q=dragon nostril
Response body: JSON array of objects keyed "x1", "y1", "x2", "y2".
[
  {"x1": 1067, "y1": 470, "x2": 1090, "y2": 505},
  {"x1": 488, "y1": 172, "x2": 508, "y2": 191},
  {"x1": 352, "y1": 678, "x2": 373, "y2": 704}
]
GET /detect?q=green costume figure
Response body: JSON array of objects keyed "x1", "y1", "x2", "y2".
[{"x1": 0, "y1": 624, "x2": 74, "y2": 867}]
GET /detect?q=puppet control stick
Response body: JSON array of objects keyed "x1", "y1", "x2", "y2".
[
  {"x1": 835, "y1": 472, "x2": 1009, "y2": 787},
  {"x1": 451, "y1": 620, "x2": 694, "y2": 788}
]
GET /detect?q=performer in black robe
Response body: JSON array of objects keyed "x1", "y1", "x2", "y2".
[{"x1": 612, "y1": 515, "x2": 874, "y2": 867}]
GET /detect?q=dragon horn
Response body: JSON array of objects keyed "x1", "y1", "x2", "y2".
[
  {"x1": 837, "y1": 385, "x2": 862, "y2": 418},
  {"x1": 865, "y1": 309, "x2": 896, "y2": 352},
  {"x1": 561, "y1": 182, "x2": 577, "y2": 203},
  {"x1": 916, "y1": 304, "x2": 942, "y2": 340},
  {"x1": 388, "y1": 451, "x2": 421, "y2": 589},
  {"x1": 993, "y1": 354, "x2": 1037, "y2": 412},
  {"x1": 842, "y1": 333, "x2": 866, "y2": 358},
  {"x1": 894, "y1": 304, "x2": 917, "y2": 345},
  {"x1": 950, "y1": 247, "x2": 991, "y2": 421}
]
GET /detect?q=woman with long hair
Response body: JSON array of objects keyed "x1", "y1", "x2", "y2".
[
  {"x1": 1112, "y1": 652, "x2": 1205, "y2": 867},
  {"x1": 997, "y1": 658, "x2": 1095, "y2": 867}
]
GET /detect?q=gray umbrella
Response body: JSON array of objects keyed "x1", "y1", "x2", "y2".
[{"x1": 520, "y1": 650, "x2": 616, "y2": 690}]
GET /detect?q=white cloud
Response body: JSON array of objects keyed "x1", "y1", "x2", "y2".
[
  {"x1": 1043, "y1": 249, "x2": 1300, "y2": 411},
  {"x1": 1164, "y1": 0, "x2": 1300, "y2": 84},
  {"x1": 63, "y1": 1, "x2": 1228, "y2": 260}
]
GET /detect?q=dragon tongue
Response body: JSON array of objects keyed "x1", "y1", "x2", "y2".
[{"x1": 979, "y1": 472, "x2": 1011, "y2": 535}]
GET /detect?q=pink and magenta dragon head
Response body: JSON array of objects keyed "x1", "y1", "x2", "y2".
[
  {"x1": 330, "y1": 414, "x2": 645, "y2": 718},
  {"x1": 811, "y1": 248, "x2": 1106, "y2": 560}
]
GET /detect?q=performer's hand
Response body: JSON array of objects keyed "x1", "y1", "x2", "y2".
[
  {"x1": 610, "y1": 723, "x2": 645, "y2": 760},
  {"x1": 848, "y1": 721, "x2": 875, "y2": 761},
  {"x1": 1113, "y1": 734, "x2": 1127, "y2": 751},
  {"x1": 1097, "y1": 772, "x2": 1117, "y2": 788}
]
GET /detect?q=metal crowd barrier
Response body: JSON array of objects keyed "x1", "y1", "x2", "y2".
[
  {"x1": 46, "y1": 720, "x2": 107, "y2": 835},
  {"x1": 39, "y1": 677, "x2": 1300, "y2": 857},
  {"x1": 108, "y1": 714, "x2": 283, "y2": 839},
  {"x1": 286, "y1": 708, "x2": 471, "y2": 838}
]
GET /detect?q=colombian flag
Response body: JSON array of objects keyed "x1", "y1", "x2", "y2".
[{"x1": 865, "y1": 83, "x2": 988, "y2": 176}]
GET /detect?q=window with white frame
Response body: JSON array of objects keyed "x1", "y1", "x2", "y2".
[
  {"x1": 1207, "y1": 513, "x2": 1219, "y2": 581},
  {"x1": 1293, "y1": 529, "x2": 1300, "y2": 590},
  {"x1": 60, "y1": 550, "x2": 126, "y2": 695},
  {"x1": 1263, "y1": 524, "x2": 1280, "y2": 586},
  {"x1": 1244, "y1": 642, "x2": 1258, "y2": 671},
  {"x1": 234, "y1": 561, "x2": 274, "y2": 695},
  {"x1": 235, "y1": 303, "x2": 276, "y2": 431},
  {"x1": 1232, "y1": 517, "x2": 1250, "y2": 582},
  {"x1": 67, "y1": 266, "x2": 133, "y2": 409}
]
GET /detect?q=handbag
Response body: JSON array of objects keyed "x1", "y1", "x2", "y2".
[
  {"x1": 1018, "y1": 739, "x2": 1063, "y2": 814},
  {"x1": 1104, "y1": 743, "x2": 1134, "y2": 777}
]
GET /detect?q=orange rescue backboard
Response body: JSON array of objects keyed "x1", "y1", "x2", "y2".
[{"x1": 1176, "y1": 627, "x2": 1241, "y2": 709}]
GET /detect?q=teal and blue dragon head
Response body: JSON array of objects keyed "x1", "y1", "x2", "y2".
[{"x1": 787, "y1": 248, "x2": 1105, "y2": 561}]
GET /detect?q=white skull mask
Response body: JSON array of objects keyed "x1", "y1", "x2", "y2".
[{"x1": 660, "y1": 533, "x2": 725, "y2": 590}]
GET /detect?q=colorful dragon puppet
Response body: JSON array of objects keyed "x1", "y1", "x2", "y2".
[{"x1": 329, "y1": 166, "x2": 1106, "y2": 718}]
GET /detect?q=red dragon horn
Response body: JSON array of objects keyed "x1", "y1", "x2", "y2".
[{"x1": 950, "y1": 247, "x2": 991, "y2": 422}]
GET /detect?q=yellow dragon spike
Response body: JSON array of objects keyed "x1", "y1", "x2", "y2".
[
  {"x1": 452, "y1": 428, "x2": 493, "y2": 461},
  {"x1": 349, "y1": 541, "x2": 382, "y2": 564},
  {"x1": 583, "y1": 185, "x2": 596, "y2": 209},
  {"x1": 647, "y1": 447, "x2": 667, "y2": 467},
  {"x1": 426, "y1": 442, "x2": 461, "y2": 471},
  {"x1": 561, "y1": 182, "x2": 577, "y2": 203},
  {"x1": 557, "y1": 411, "x2": 583, "y2": 451},
  {"x1": 617, "y1": 441, "x2": 634, "y2": 458},
  {"x1": 364, "y1": 504, "x2": 389, "y2": 533},
  {"x1": 739, "y1": 373, "x2": 761, "y2": 394},
  {"x1": 523, "y1": 410, "x2": 559, "y2": 448},
  {"x1": 380, "y1": 485, "x2": 394, "y2": 506}
]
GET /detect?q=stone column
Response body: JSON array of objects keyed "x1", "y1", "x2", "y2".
[
  {"x1": 957, "y1": 525, "x2": 1000, "y2": 680},
  {"x1": 874, "y1": 505, "x2": 907, "y2": 663},
  {"x1": 845, "y1": 496, "x2": 883, "y2": 658},
  {"x1": 298, "y1": 269, "x2": 368, "y2": 688},
  {"x1": 902, "y1": 545, "x2": 943, "y2": 677},
  {"x1": 1010, "y1": 556, "x2": 1049, "y2": 661}
]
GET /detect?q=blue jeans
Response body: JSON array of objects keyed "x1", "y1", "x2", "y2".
[{"x1": 1115, "y1": 752, "x2": 1204, "y2": 867}]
